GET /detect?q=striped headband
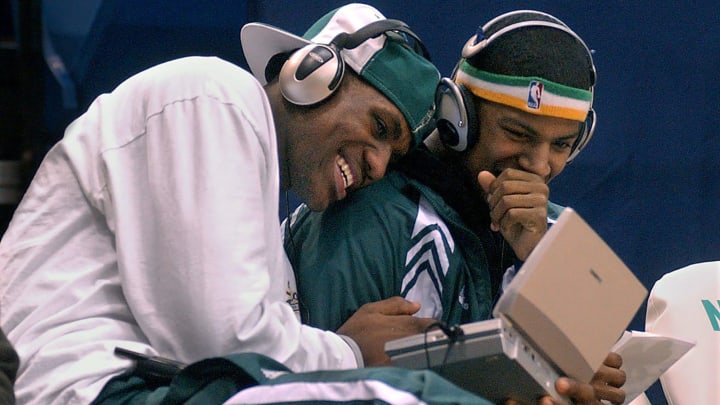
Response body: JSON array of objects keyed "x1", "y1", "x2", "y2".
[{"x1": 455, "y1": 60, "x2": 592, "y2": 122}]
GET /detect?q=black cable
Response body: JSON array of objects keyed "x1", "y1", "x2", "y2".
[{"x1": 423, "y1": 321, "x2": 465, "y2": 368}]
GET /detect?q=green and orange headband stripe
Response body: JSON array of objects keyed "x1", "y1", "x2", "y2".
[{"x1": 455, "y1": 60, "x2": 593, "y2": 122}]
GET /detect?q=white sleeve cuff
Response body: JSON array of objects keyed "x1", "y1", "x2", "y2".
[{"x1": 338, "y1": 334, "x2": 364, "y2": 368}]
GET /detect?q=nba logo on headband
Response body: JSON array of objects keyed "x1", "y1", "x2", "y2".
[{"x1": 527, "y1": 81, "x2": 543, "y2": 109}]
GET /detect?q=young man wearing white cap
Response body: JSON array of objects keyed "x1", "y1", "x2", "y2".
[{"x1": 0, "y1": 4, "x2": 456, "y2": 404}]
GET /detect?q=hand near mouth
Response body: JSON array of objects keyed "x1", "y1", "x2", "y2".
[{"x1": 477, "y1": 169, "x2": 549, "y2": 260}]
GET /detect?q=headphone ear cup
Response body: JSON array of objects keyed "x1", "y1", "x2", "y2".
[
  {"x1": 567, "y1": 108, "x2": 596, "y2": 162},
  {"x1": 279, "y1": 44, "x2": 345, "y2": 106},
  {"x1": 460, "y1": 85, "x2": 480, "y2": 150},
  {"x1": 435, "y1": 78, "x2": 480, "y2": 152}
]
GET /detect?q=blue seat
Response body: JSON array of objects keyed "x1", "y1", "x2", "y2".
[
  {"x1": 42, "y1": 0, "x2": 102, "y2": 110},
  {"x1": 41, "y1": 0, "x2": 249, "y2": 144}
]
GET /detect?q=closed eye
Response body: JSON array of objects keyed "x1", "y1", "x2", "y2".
[
  {"x1": 374, "y1": 116, "x2": 388, "y2": 141},
  {"x1": 505, "y1": 128, "x2": 531, "y2": 141},
  {"x1": 553, "y1": 137, "x2": 576, "y2": 151}
]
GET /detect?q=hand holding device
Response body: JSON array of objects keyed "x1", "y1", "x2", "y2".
[{"x1": 337, "y1": 296, "x2": 435, "y2": 367}]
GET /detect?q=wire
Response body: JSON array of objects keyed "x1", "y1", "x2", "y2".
[{"x1": 423, "y1": 321, "x2": 465, "y2": 368}]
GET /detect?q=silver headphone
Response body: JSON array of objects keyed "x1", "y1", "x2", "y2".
[{"x1": 279, "y1": 19, "x2": 429, "y2": 106}]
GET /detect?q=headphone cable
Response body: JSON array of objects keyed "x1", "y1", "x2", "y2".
[{"x1": 423, "y1": 321, "x2": 465, "y2": 368}]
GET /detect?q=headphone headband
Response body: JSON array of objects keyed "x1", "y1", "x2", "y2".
[
  {"x1": 331, "y1": 19, "x2": 429, "y2": 59},
  {"x1": 462, "y1": 20, "x2": 596, "y2": 88},
  {"x1": 280, "y1": 18, "x2": 430, "y2": 106}
]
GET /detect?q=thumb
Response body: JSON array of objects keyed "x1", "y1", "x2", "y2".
[
  {"x1": 477, "y1": 170, "x2": 496, "y2": 193},
  {"x1": 367, "y1": 296, "x2": 422, "y2": 316}
]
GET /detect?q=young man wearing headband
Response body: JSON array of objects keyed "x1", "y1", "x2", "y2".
[
  {"x1": 0, "y1": 4, "x2": 454, "y2": 404},
  {"x1": 287, "y1": 10, "x2": 626, "y2": 405}
]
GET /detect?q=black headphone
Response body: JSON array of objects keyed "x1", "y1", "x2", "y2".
[
  {"x1": 436, "y1": 14, "x2": 596, "y2": 162},
  {"x1": 279, "y1": 19, "x2": 429, "y2": 106}
]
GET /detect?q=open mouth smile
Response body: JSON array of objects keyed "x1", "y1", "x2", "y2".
[{"x1": 337, "y1": 156, "x2": 355, "y2": 189}]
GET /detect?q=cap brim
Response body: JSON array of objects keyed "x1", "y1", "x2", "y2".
[{"x1": 241, "y1": 23, "x2": 310, "y2": 85}]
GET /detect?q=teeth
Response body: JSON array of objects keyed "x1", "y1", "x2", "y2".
[{"x1": 337, "y1": 156, "x2": 354, "y2": 189}]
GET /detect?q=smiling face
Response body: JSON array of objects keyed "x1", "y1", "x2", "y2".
[
  {"x1": 272, "y1": 70, "x2": 412, "y2": 211},
  {"x1": 462, "y1": 99, "x2": 582, "y2": 190}
]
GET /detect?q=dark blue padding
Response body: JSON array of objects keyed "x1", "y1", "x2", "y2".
[{"x1": 41, "y1": 0, "x2": 249, "y2": 133}]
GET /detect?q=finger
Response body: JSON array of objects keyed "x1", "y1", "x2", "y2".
[
  {"x1": 492, "y1": 199, "x2": 548, "y2": 230},
  {"x1": 485, "y1": 180, "x2": 549, "y2": 218},
  {"x1": 497, "y1": 167, "x2": 545, "y2": 182},
  {"x1": 383, "y1": 316, "x2": 437, "y2": 338},
  {"x1": 478, "y1": 171, "x2": 501, "y2": 231},
  {"x1": 591, "y1": 366, "x2": 626, "y2": 404},
  {"x1": 477, "y1": 170, "x2": 496, "y2": 194},
  {"x1": 591, "y1": 353, "x2": 626, "y2": 389},
  {"x1": 604, "y1": 352, "x2": 623, "y2": 369},
  {"x1": 555, "y1": 377, "x2": 595, "y2": 404},
  {"x1": 488, "y1": 178, "x2": 548, "y2": 203},
  {"x1": 491, "y1": 190, "x2": 547, "y2": 238},
  {"x1": 593, "y1": 383, "x2": 625, "y2": 405},
  {"x1": 413, "y1": 317, "x2": 440, "y2": 332},
  {"x1": 359, "y1": 296, "x2": 422, "y2": 316},
  {"x1": 592, "y1": 364, "x2": 626, "y2": 388}
]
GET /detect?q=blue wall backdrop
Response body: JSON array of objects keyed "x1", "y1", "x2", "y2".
[{"x1": 16, "y1": 1, "x2": 720, "y2": 404}]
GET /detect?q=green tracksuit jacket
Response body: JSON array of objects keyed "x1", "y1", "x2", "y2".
[{"x1": 285, "y1": 146, "x2": 564, "y2": 332}]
